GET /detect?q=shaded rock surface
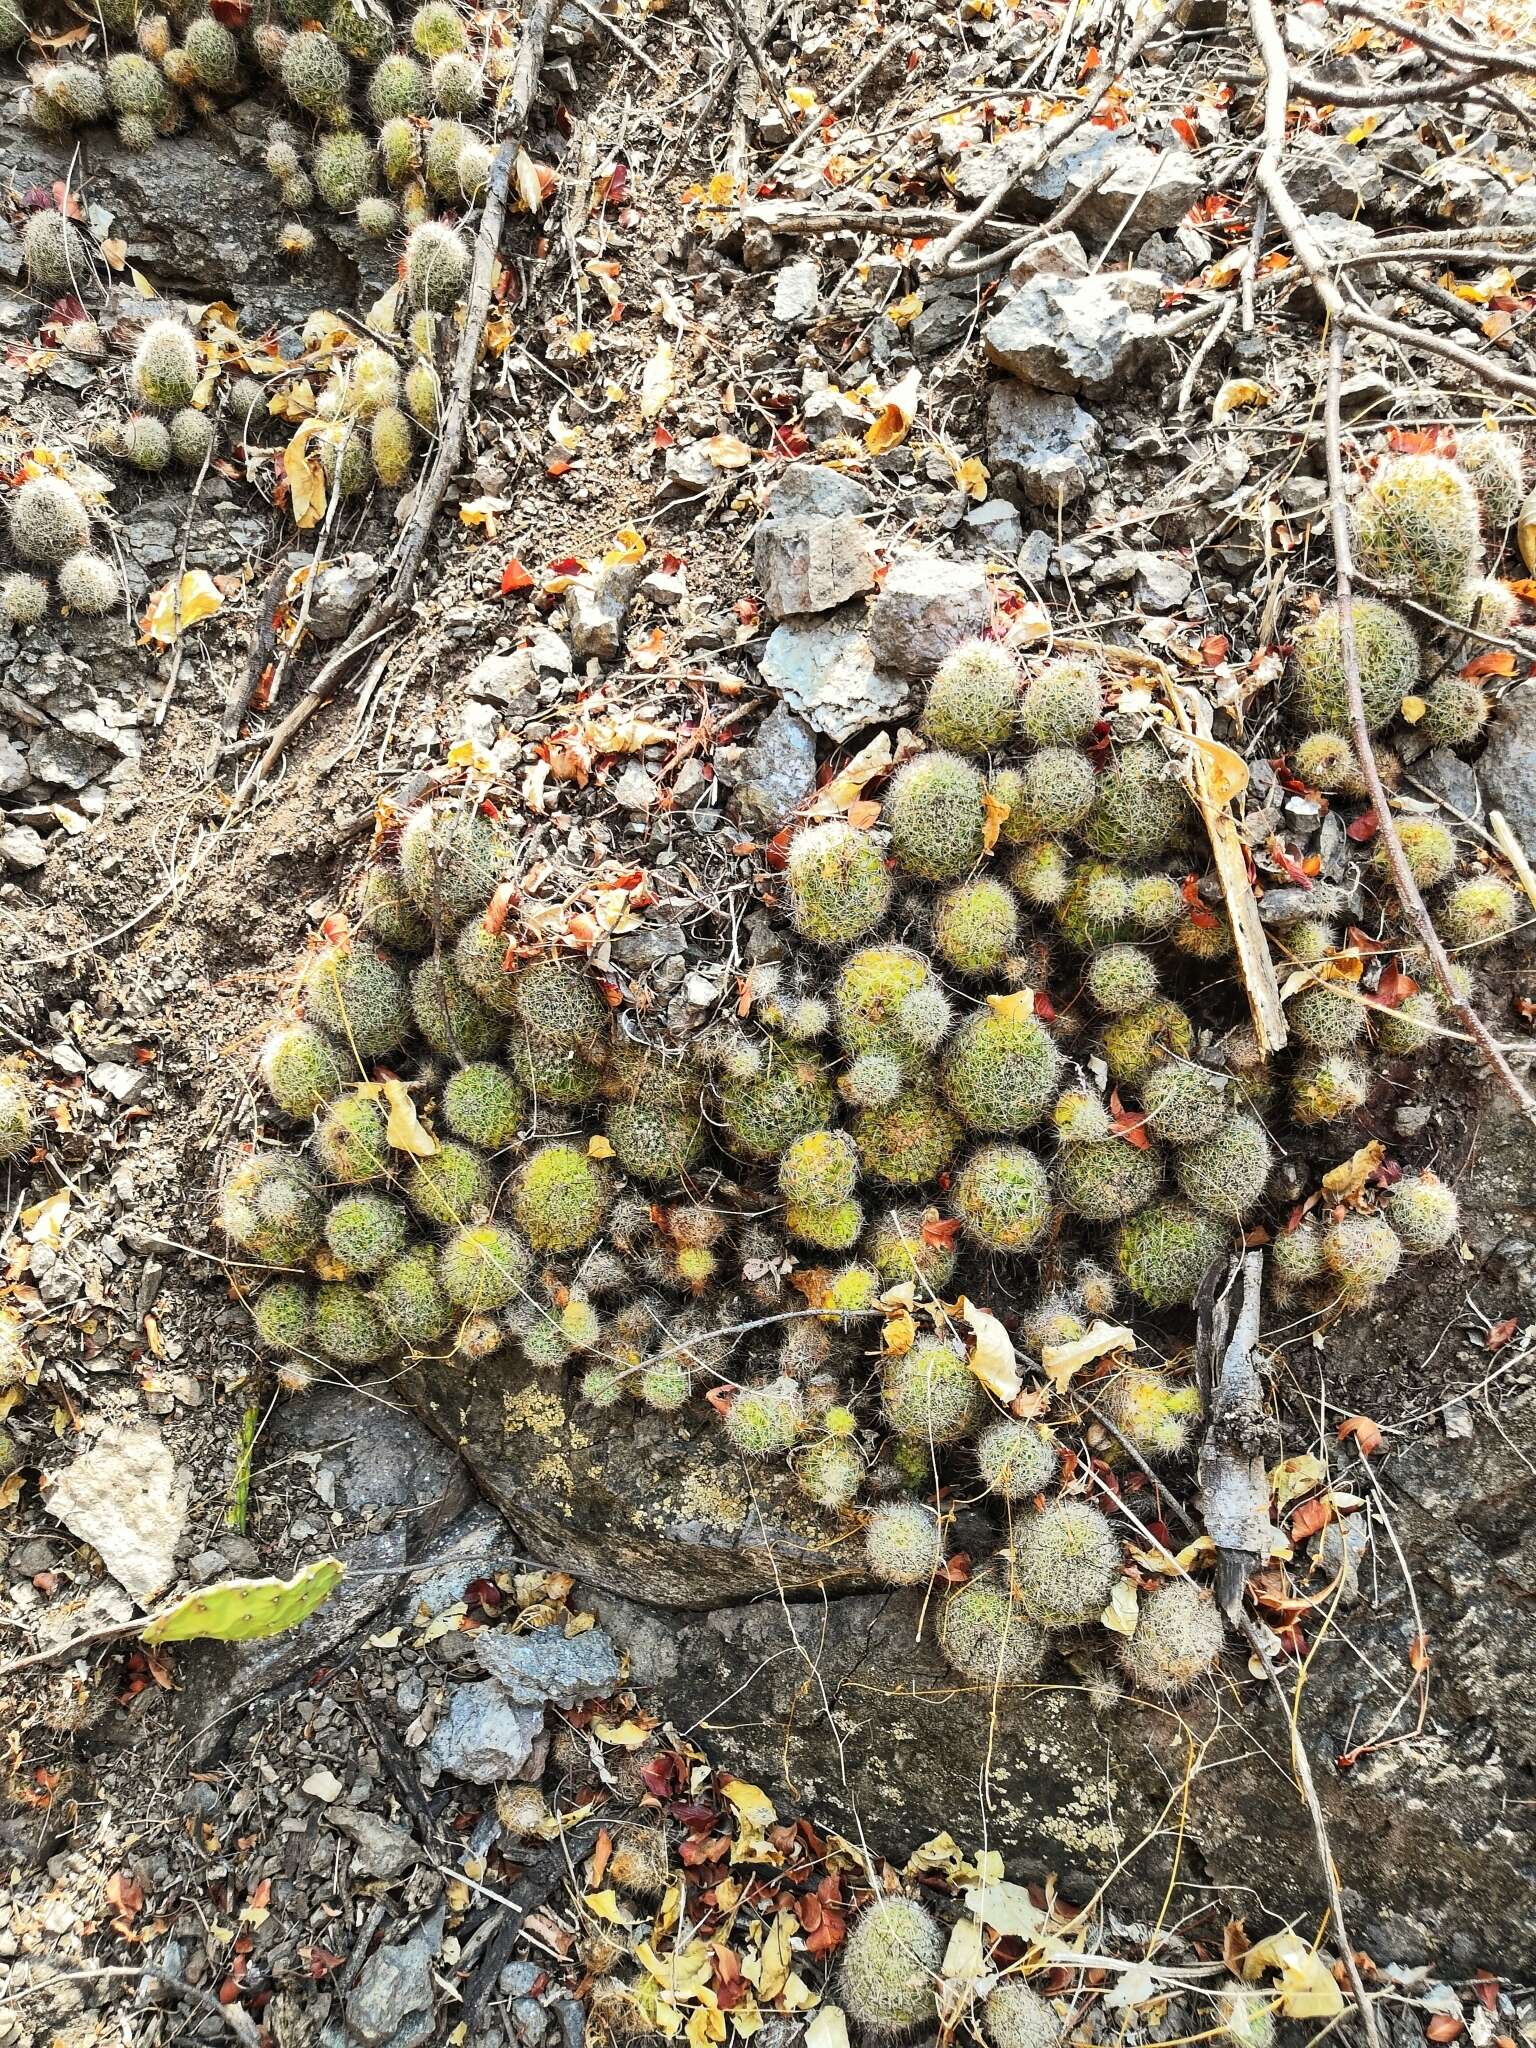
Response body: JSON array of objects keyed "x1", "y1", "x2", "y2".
[
  {"x1": 757, "y1": 603, "x2": 913, "y2": 744},
  {"x1": 954, "y1": 125, "x2": 1202, "y2": 242}
]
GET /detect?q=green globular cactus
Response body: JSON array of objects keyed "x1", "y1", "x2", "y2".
[
  {"x1": 1085, "y1": 944, "x2": 1157, "y2": 1015},
  {"x1": 117, "y1": 414, "x2": 173, "y2": 471},
  {"x1": 1456, "y1": 426, "x2": 1524, "y2": 527},
  {"x1": 404, "y1": 358, "x2": 440, "y2": 427},
  {"x1": 369, "y1": 50, "x2": 427, "y2": 119},
  {"x1": 455, "y1": 1310, "x2": 506, "y2": 1361},
  {"x1": 325, "y1": 1191, "x2": 408, "y2": 1273},
  {"x1": 844, "y1": 1052, "x2": 903, "y2": 1109},
  {"x1": 1373, "y1": 989, "x2": 1436, "y2": 1056},
  {"x1": 864, "y1": 1501, "x2": 943, "y2": 1584},
  {"x1": 853, "y1": 1090, "x2": 963, "y2": 1187},
  {"x1": 228, "y1": 376, "x2": 269, "y2": 440},
  {"x1": 1420, "y1": 676, "x2": 1490, "y2": 751},
  {"x1": 1021, "y1": 1295, "x2": 1084, "y2": 1352},
  {"x1": 1268, "y1": 1219, "x2": 1323, "y2": 1293},
  {"x1": 251, "y1": 1278, "x2": 314, "y2": 1352},
  {"x1": 0, "y1": 0, "x2": 26, "y2": 48},
  {"x1": 1290, "y1": 1052, "x2": 1370, "y2": 1125},
  {"x1": 1120, "y1": 1579, "x2": 1224, "y2": 1694},
  {"x1": 424, "y1": 116, "x2": 470, "y2": 193},
  {"x1": 941, "y1": 1005, "x2": 1059, "y2": 1135},
  {"x1": 379, "y1": 115, "x2": 422, "y2": 186},
  {"x1": 1281, "y1": 917, "x2": 1338, "y2": 968},
  {"x1": 261, "y1": 1022, "x2": 346, "y2": 1117},
  {"x1": 920, "y1": 639, "x2": 1019, "y2": 754},
  {"x1": 724, "y1": 1378, "x2": 803, "y2": 1457},
  {"x1": 266, "y1": 136, "x2": 302, "y2": 183},
  {"x1": 784, "y1": 820, "x2": 892, "y2": 947},
  {"x1": 1102, "y1": 998, "x2": 1194, "y2": 1091},
  {"x1": 1014, "y1": 747, "x2": 1096, "y2": 835},
  {"x1": 330, "y1": 0, "x2": 392, "y2": 60},
  {"x1": 314, "y1": 1094, "x2": 389, "y2": 1184},
  {"x1": 1097, "y1": 1365, "x2": 1201, "y2": 1460},
  {"x1": 358, "y1": 195, "x2": 400, "y2": 240},
  {"x1": 57, "y1": 552, "x2": 118, "y2": 615},
  {"x1": 881, "y1": 1338, "x2": 983, "y2": 1442},
  {"x1": 1173, "y1": 909, "x2": 1233, "y2": 962},
  {"x1": 510, "y1": 1032, "x2": 605, "y2": 1109},
  {"x1": 132, "y1": 319, "x2": 199, "y2": 411},
  {"x1": 405, "y1": 1139, "x2": 491, "y2": 1228},
  {"x1": 1293, "y1": 731, "x2": 1362, "y2": 795},
  {"x1": 1383, "y1": 818, "x2": 1456, "y2": 890},
  {"x1": 1387, "y1": 1169, "x2": 1459, "y2": 1252},
  {"x1": 819, "y1": 1261, "x2": 881, "y2": 1329},
  {"x1": 607, "y1": 1099, "x2": 704, "y2": 1183},
  {"x1": 834, "y1": 945, "x2": 948, "y2": 1067},
  {"x1": 1008, "y1": 837, "x2": 1072, "y2": 909},
  {"x1": 1439, "y1": 876, "x2": 1519, "y2": 949},
  {"x1": 22, "y1": 211, "x2": 91, "y2": 289},
  {"x1": 1114, "y1": 1199, "x2": 1228, "y2": 1307},
  {"x1": 371, "y1": 406, "x2": 413, "y2": 487},
  {"x1": 302, "y1": 938, "x2": 410, "y2": 1060},
  {"x1": 1142, "y1": 1062, "x2": 1227, "y2": 1144},
  {"x1": 866, "y1": 1208, "x2": 958, "y2": 1292},
  {"x1": 253, "y1": 23, "x2": 289, "y2": 74},
  {"x1": 1074, "y1": 1258, "x2": 1118, "y2": 1318},
  {"x1": 220, "y1": 1153, "x2": 325, "y2": 1265},
  {"x1": 886, "y1": 750, "x2": 987, "y2": 881},
  {"x1": 315, "y1": 129, "x2": 375, "y2": 211},
  {"x1": 1, "y1": 575, "x2": 48, "y2": 627},
  {"x1": 184, "y1": 16, "x2": 241, "y2": 90},
  {"x1": 639, "y1": 1356, "x2": 690, "y2": 1411},
  {"x1": 8, "y1": 473, "x2": 90, "y2": 566},
  {"x1": 720, "y1": 1044, "x2": 836, "y2": 1161},
  {"x1": 1052, "y1": 1089, "x2": 1112, "y2": 1145},
  {"x1": 29, "y1": 62, "x2": 108, "y2": 130},
  {"x1": 410, "y1": 956, "x2": 504, "y2": 1061},
  {"x1": 1014, "y1": 1498, "x2": 1120, "y2": 1626},
  {"x1": 785, "y1": 1199, "x2": 864, "y2": 1251},
  {"x1": 360, "y1": 866, "x2": 431, "y2": 952},
  {"x1": 977, "y1": 1418, "x2": 1057, "y2": 1500},
  {"x1": 513, "y1": 1142, "x2": 607, "y2": 1252},
  {"x1": 144, "y1": 1557, "x2": 346, "y2": 1645},
  {"x1": 439, "y1": 1222, "x2": 532, "y2": 1309},
  {"x1": 279, "y1": 222, "x2": 316, "y2": 264},
  {"x1": 454, "y1": 919, "x2": 521, "y2": 1013},
  {"x1": 442, "y1": 1062, "x2": 524, "y2": 1151},
  {"x1": 313, "y1": 1281, "x2": 394, "y2": 1363},
  {"x1": 320, "y1": 430, "x2": 371, "y2": 499},
  {"x1": 512, "y1": 958, "x2": 606, "y2": 1046},
  {"x1": 581, "y1": 1361, "x2": 626, "y2": 1409},
  {"x1": 1172, "y1": 1115, "x2": 1271, "y2": 1219},
  {"x1": 1021, "y1": 656, "x2": 1102, "y2": 744},
  {"x1": 281, "y1": 29, "x2": 351, "y2": 116},
  {"x1": 374, "y1": 1242, "x2": 455, "y2": 1344},
  {"x1": 933, "y1": 878, "x2": 1020, "y2": 977},
  {"x1": 1083, "y1": 742, "x2": 1185, "y2": 862},
  {"x1": 1322, "y1": 1213, "x2": 1402, "y2": 1306},
  {"x1": 107, "y1": 52, "x2": 173, "y2": 123},
  {"x1": 168, "y1": 408, "x2": 215, "y2": 469},
  {"x1": 1056, "y1": 1136, "x2": 1164, "y2": 1222},
  {"x1": 952, "y1": 1144, "x2": 1050, "y2": 1252},
  {"x1": 411, "y1": 0, "x2": 469, "y2": 54},
  {"x1": 797, "y1": 1434, "x2": 864, "y2": 1510},
  {"x1": 1352, "y1": 454, "x2": 1482, "y2": 602},
  {"x1": 779, "y1": 1129, "x2": 859, "y2": 1207},
  {"x1": 837, "y1": 1897, "x2": 943, "y2": 2037},
  {"x1": 982, "y1": 1980, "x2": 1062, "y2": 2048},
  {"x1": 1057, "y1": 861, "x2": 1133, "y2": 951},
  {"x1": 1127, "y1": 871, "x2": 1182, "y2": 937},
  {"x1": 431, "y1": 49, "x2": 481, "y2": 110},
  {"x1": 938, "y1": 1569, "x2": 1046, "y2": 1685},
  {"x1": 1447, "y1": 578, "x2": 1519, "y2": 635},
  {"x1": 1291, "y1": 598, "x2": 1420, "y2": 734},
  {"x1": 456, "y1": 137, "x2": 492, "y2": 199}
]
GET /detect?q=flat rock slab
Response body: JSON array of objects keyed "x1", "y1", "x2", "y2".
[
  {"x1": 984, "y1": 274, "x2": 1161, "y2": 397},
  {"x1": 954, "y1": 124, "x2": 1201, "y2": 242},
  {"x1": 44, "y1": 1424, "x2": 189, "y2": 1604},
  {"x1": 477, "y1": 1623, "x2": 623, "y2": 1709},
  {"x1": 758, "y1": 604, "x2": 913, "y2": 746},
  {"x1": 753, "y1": 511, "x2": 878, "y2": 619},
  {"x1": 867, "y1": 553, "x2": 992, "y2": 678},
  {"x1": 425, "y1": 1681, "x2": 547, "y2": 1785},
  {"x1": 986, "y1": 384, "x2": 1103, "y2": 507}
]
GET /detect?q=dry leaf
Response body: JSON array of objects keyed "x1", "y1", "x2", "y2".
[
  {"x1": 1040, "y1": 1320, "x2": 1136, "y2": 1391},
  {"x1": 984, "y1": 990, "x2": 1037, "y2": 1022},
  {"x1": 865, "y1": 366, "x2": 920, "y2": 454},
  {"x1": 958, "y1": 1297, "x2": 1021, "y2": 1403},
  {"x1": 514, "y1": 147, "x2": 545, "y2": 212},
  {"x1": 719, "y1": 1776, "x2": 776, "y2": 1830},
  {"x1": 1212, "y1": 378, "x2": 1275, "y2": 420},
  {"x1": 138, "y1": 569, "x2": 224, "y2": 647},
  {"x1": 1185, "y1": 732, "x2": 1249, "y2": 805},
  {"x1": 805, "y1": 2008, "x2": 850, "y2": 2048},
  {"x1": 603, "y1": 527, "x2": 647, "y2": 567},
  {"x1": 460, "y1": 495, "x2": 511, "y2": 535},
  {"x1": 1100, "y1": 1574, "x2": 1139, "y2": 1636},
  {"x1": 1321, "y1": 1139, "x2": 1384, "y2": 1195},
  {"x1": 587, "y1": 1134, "x2": 616, "y2": 1159},
  {"x1": 381, "y1": 1078, "x2": 437, "y2": 1157},
  {"x1": 807, "y1": 731, "x2": 894, "y2": 818},
  {"x1": 640, "y1": 339, "x2": 676, "y2": 420},
  {"x1": 953, "y1": 455, "x2": 989, "y2": 501},
  {"x1": 700, "y1": 432, "x2": 752, "y2": 470},
  {"x1": 1241, "y1": 1932, "x2": 1345, "y2": 2020},
  {"x1": 882, "y1": 1307, "x2": 916, "y2": 1356},
  {"x1": 981, "y1": 787, "x2": 1010, "y2": 854}
]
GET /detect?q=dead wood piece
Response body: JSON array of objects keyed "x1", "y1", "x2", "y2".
[
  {"x1": 1194, "y1": 1251, "x2": 1278, "y2": 1624},
  {"x1": 461, "y1": 1819, "x2": 601, "y2": 2023}
]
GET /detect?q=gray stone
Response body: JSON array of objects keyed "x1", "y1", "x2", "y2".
[
  {"x1": 986, "y1": 383, "x2": 1102, "y2": 506},
  {"x1": 910, "y1": 289, "x2": 975, "y2": 358},
  {"x1": 984, "y1": 274, "x2": 1160, "y2": 396},
  {"x1": 866, "y1": 553, "x2": 990, "y2": 678},
  {"x1": 1479, "y1": 689, "x2": 1536, "y2": 851},
  {"x1": 772, "y1": 257, "x2": 821, "y2": 324},
  {"x1": 764, "y1": 465, "x2": 871, "y2": 521},
  {"x1": 92, "y1": 1060, "x2": 148, "y2": 1106},
  {"x1": 954, "y1": 125, "x2": 1201, "y2": 242},
  {"x1": 477, "y1": 1623, "x2": 622, "y2": 1709},
  {"x1": 1132, "y1": 551, "x2": 1193, "y2": 613},
  {"x1": 1416, "y1": 746, "x2": 1482, "y2": 819},
  {"x1": 425, "y1": 1682, "x2": 546, "y2": 1784},
  {"x1": 1286, "y1": 138, "x2": 1385, "y2": 217},
  {"x1": 733, "y1": 702, "x2": 819, "y2": 831},
  {"x1": 752, "y1": 511, "x2": 877, "y2": 620},
  {"x1": 1008, "y1": 231, "x2": 1089, "y2": 282},
  {"x1": 567, "y1": 564, "x2": 641, "y2": 662},
  {"x1": 803, "y1": 389, "x2": 869, "y2": 445},
  {"x1": 43, "y1": 1425, "x2": 189, "y2": 1605},
  {"x1": 466, "y1": 650, "x2": 537, "y2": 703},
  {"x1": 346, "y1": 1905, "x2": 443, "y2": 2048},
  {"x1": 1019, "y1": 530, "x2": 1053, "y2": 580},
  {"x1": 759, "y1": 605, "x2": 912, "y2": 746},
  {"x1": 27, "y1": 730, "x2": 97, "y2": 791},
  {"x1": 612, "y1": 762, "x2": 657, "y2": 812},
  {"x1": 964, "y1": 498, "x2": 1024, "y2": 557},
  {"x1": 0, "y1": 734, "x2": 29, "y2": 795},
  {"x1": 306, "y1": 553, "x2": 382, "y2": 643},
  {"x1": 330, "y1": 1806, "x2": 422, "y2": 1880}
]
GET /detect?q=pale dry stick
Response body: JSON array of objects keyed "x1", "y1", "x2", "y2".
[
  {"x1": 567, "y1": 0, "x2": 664, "y2": 80},
  {"x1": 1277, "y1": 62, "x2": 1506, "y2": 109},
  {"x1": 1177, "y1": 296, "x2": 1236, "y2": 412},
  {"x1": 1490, "y1": 809, "x2": 1536, "y2": 912},
  {"x1": 714, "y1": 0, "x2": 791, "y2": 121},
  {"x1": 1386, "y1": 260, "x2": 1536, "y2": 367},
  {"x1": 1320, "y1": 334, "x2": 1536, "y2": 1128},
  {"x1": 924, "y1": 3, "x2": 1167, "y2": 274},
  {"x1": 943, "y1": 156, "x2": 1116, "y2": 279},
  {"x1": 13, "y1": 1966, "x2": 260, "y2": 2047}
]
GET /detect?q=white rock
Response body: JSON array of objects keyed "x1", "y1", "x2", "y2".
[
  {"x1": 44, "y1": 1425, "x2": 189, "y2": 1604},
  {"x1": 303, "y1": 1767, "x2": 345, "y2": 1802}
]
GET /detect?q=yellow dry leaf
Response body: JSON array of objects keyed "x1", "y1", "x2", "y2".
[
  {"x1": 747, "y1": 1913, "x2": 796, "y2": 2003},
  {"x1": 706, "y1": 171, "x2": 741, "y2": 208},
  {"x1": 805, "y1": 2010, "x2": 850, "y2": 2048},
  {"x1": 1268, "y1": 1451, "x2": 1328, "y2": 1511},
  {"x1": 592, "y1": 1715, "x2": 651, "y2": 1747},
  {"x1": 381, "y1": 1078, "x2": 438, "y2": 1157},
  {"x1": 1212, "y1": 378, "x2": 1275, "y2": 420},
  {"x1": 637, "y1": 1939, "x2": 715, "y2": 2004},
  {"x1": 808, "y1": 731, "x2": 893, "y2": 817},
  {"x1": 1040, "y1": 1320, "x2": 1136, "y2": 1393},
  {"x1": 583, "y1": 1889, "x2": 633, "y2": 1925},
  {"x1": 604, "y1": 527, "x2": 647, "y2": 567},
  {"x1": 1241, "y1": 1932, "x2": 1345, "y2": 2020},
  {"x1": 720, "y1": 1777, "x2": 776, "y2": 1830},
  {"x1": 268, "y1": 379, "x2": 317, "y2": 422},
  {"x1": 460, "y1": 496, "x2": 511, "y2": 535},
  {"x1": 701, "y1": 432, "x2": 753, "y2": 470},
  {"x1": 587, "y1": 1134, "x2": 616, "y2": 1159},
  {"x1": 982, "y1": 787, "x2": 1010, "y2": 854},
  {"x1": 963, "y1": 1878, "x2": 1047, "y2": 1940},
  {"x1": 1521, "y1": 486, "x2": 1536, "y2": 575},
  {"x1": 887, "y1": 292, "x2": 923, "y2": 327},
  {"x1": 1345, "y1": 113, "x2": 1377, "y2": 144},
  {"x1": 582, "y1": 714, "x2": 674, "y2": 752},
  {"x1": 22, "y1": 1190, "x2": 69, "y2": 1247},
  {"x1": 787, "y1": 85, "x2": 817, "y2": 110},
  {"x1": 515, "y1": 147, "x2": 545, "y2": 212},
  {"x1": 1400, "y1": 694, "x2": 1427, "y2": 725},
  {"x1": 984, "y1": 990, "x2": 1036, "y2": 1022},
  {"x1": 1443, "y1": 265, "x2": 1514, "y2": 304},
  {"x1": 687, "y1": 2006, "x2": 727, "y2": 2048},
  {"x1": 640, "y1": 339, "x2": 676, "y2": 420},
  {"x1": 778, "y1": 1974, "x2": 819, "y2": 2015},
  {"x1": 1321, "y1": 1138, "x2": 1384, "y2": 1195},
  {"x1": 0, "y1": 1472, "x2": 23, "y2": 1511},
  {"x1": 882, "y1": 1308, "x2": 916, "y2": 1357},
  {"x1": 447, "y1": 737, "x2": 497, "y2": 779},
  {"x1": 865, "y1": 365, "x2": 920, "y2": 454},
  {"x1": 138, "y1": 569, "x2": 225, "y2": 647},
  {"x1": 1100, "y1": 1574, "x2": 1139, "y2": 1636},
  {"x1": 958, "y1": 1297, "x2": 1021, "y2": 1403},
  {"x1": 953, "y1": 455, "x2": 989, "y2": 501},
  {"x1": 1186, "y1": 733, "x2": 1249, "y2": 805},
  {"x1": 937, "y1": 1917, "x2": 986, "y2": 2028},
  {"x1": 283, "y1": 419, "x2": 326, "y2": 528},
  {"x1": 130, "y1": 267, "x2": 159, "y2": 298}
]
